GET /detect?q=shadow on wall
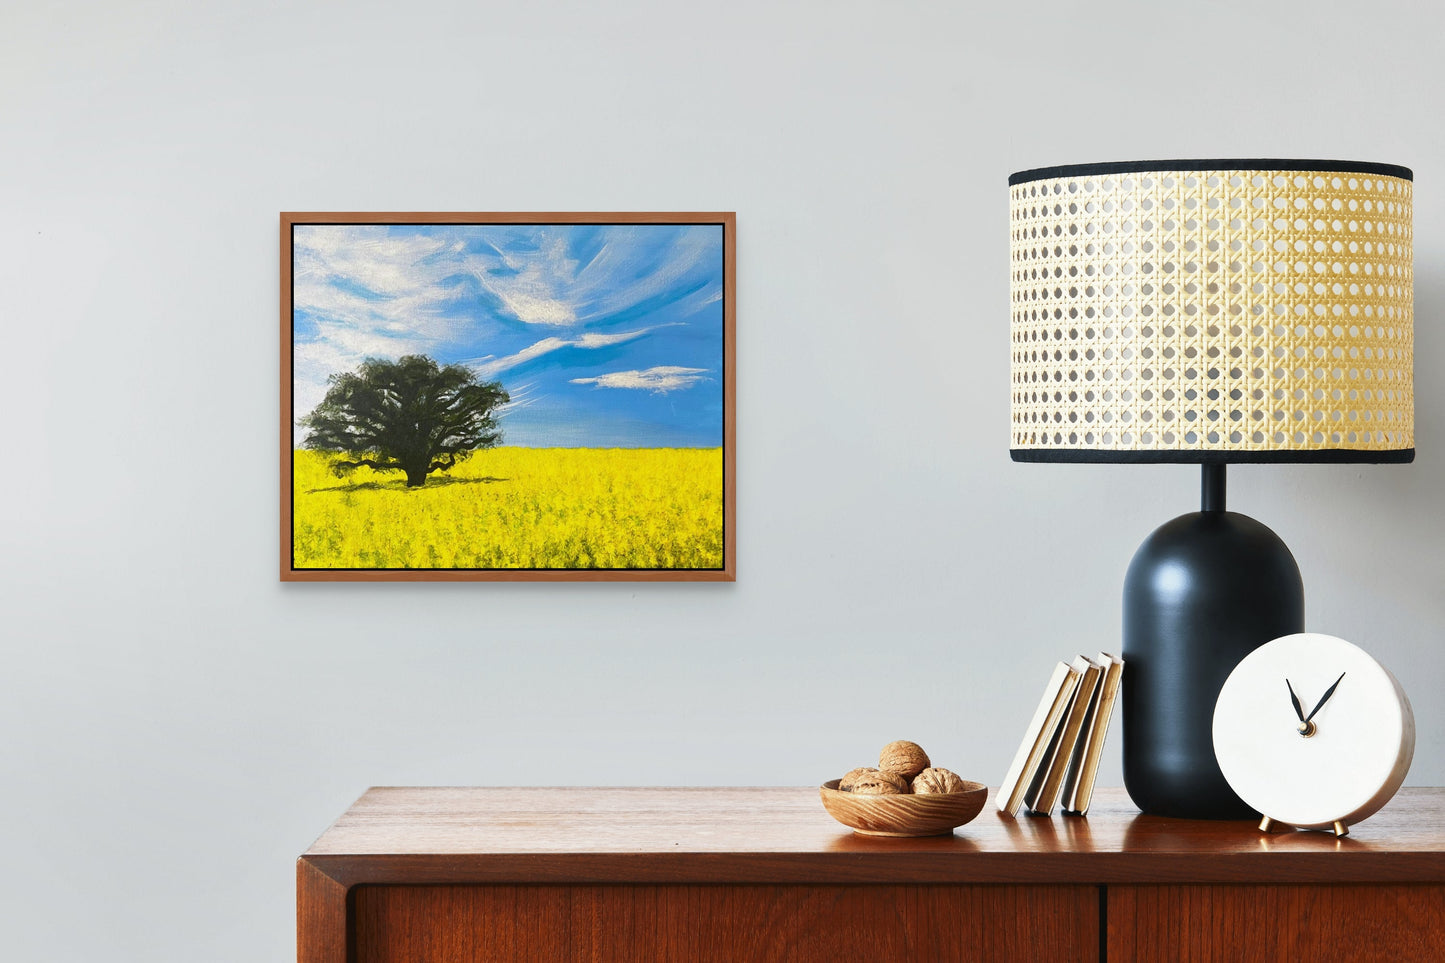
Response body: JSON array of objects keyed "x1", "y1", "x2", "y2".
[
  {"x1": 1411, "y1": 276, "x2": 1442, "y2": 460},
  {"x1": 1374, "y1": 272, "x2": 1443, "y2": 495},
  {"x1": 1343, "y1": 271, "x2": 1445, "y2": 618}
]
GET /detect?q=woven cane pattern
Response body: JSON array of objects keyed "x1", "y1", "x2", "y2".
[{"x1": 1010, "y1": 167, "x2": 1413, "y2": 457}]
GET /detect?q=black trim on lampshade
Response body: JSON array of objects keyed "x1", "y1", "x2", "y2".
[
  {"x1": 1008, "y1": 159, "x2": 1414, "y2": 186},
  {"x1": 1010, "y1": 448, "x2": 1415, "y2": 465}
]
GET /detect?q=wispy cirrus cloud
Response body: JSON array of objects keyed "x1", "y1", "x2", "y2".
[
  {"x1": 472, "y1": 234, "x2": 579, "y2": 325},
  {"x1": 292, "y1": 228, "x2": 475, "y2": 404},
  {"x1": 294, "y1": 225, "x2": 717, "y2": 345},
  {"x1": 495, "y1": 381, "x2": 540, "y2": 415},
  {"x1": 570, "y1": 366, "x2": 709, "y2": 394},
  {"x1": 294, "y1": 228, "x2": 467, "y2": 333},
  {"x1": 466, "y1": 324, "x2": 680, "y2": 380},
  {"x1": 470, "y1": 227, "x2": 718, "y2": 327}
]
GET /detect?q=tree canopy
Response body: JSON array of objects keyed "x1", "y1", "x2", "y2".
[{"x1": 301, "y1": 355, "x2": 509, "y2": 487}]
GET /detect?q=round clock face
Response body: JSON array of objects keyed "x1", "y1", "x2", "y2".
[{"x1": 1212, "y1": 633, "x2": 1414, "y2": 830}]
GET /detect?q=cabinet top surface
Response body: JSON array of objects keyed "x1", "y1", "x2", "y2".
[{"x1": 300, "y1": 787, "x2": 1445, "y2": 886}]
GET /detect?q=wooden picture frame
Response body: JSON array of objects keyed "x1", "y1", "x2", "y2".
[{"x1": 280, "y1": 212, "x2": 735, "y2": 581}]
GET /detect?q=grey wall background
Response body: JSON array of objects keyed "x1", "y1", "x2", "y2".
[{"x1": 2, "y1": 0, "x2": 1441, "y2": 958}]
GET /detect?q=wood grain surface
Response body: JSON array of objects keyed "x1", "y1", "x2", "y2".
[
  {"x1": 1108, "y1": 884, "x2": 1445, "y2": 962},
  {"x1": 353, "y1": 884, "x2": 1097, "y2": 963},
  {"x1": 301, "y1": 786, "x2": 1445, "y2": 886},
  {"x1": 296, "y1": 859, "x2": 347, "y2": 963},
  {"x1": 300, "y1": 787, "x2": 1445, "y2": 963}
]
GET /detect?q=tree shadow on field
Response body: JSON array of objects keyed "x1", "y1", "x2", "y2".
[
  {"x1": 423, "y1": 475, "x2": 510, "y2": 490},
  {"x1": 306, "y1": 476, "x2": 510, "y2": 494}
]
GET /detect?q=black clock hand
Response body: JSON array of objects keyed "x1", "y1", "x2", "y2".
[
  {"x1": 1286, "y1": 679, "x2": 1306, "y2": 723},
  {"x1": 1305, "y1": 672, "x2": 1347, "y2": 723}
]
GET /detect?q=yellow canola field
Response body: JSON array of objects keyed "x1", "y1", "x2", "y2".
[{"x1": 292, "y1": 447, "x2": 723, "y2": 570}]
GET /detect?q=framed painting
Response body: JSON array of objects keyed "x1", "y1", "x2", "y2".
[{"x1": 280, "y1": 212, "x2": 735, "y2": 581}]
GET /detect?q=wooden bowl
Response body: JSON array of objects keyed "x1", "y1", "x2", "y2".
[{"x1": 819, "y1": 779, "x2": 988, "y2": 837}]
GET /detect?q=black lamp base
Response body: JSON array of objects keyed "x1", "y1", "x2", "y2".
[{"x1": 1121, "y1": 466, "x2": 1304, "y2": 819}]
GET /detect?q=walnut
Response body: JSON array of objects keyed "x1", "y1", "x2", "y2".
[
  {"x1": 839, "y1": 767, "x2": 880, "y2": 792},
  {"x1": 848, "y1": 769, "x2": 909, "y2": 795},
  {"x1": 878, "y1": 740, "x2": 931, "y2": 781},
  {"x1": 912, "y1": 767, "x2": 965, "y2": 794}
]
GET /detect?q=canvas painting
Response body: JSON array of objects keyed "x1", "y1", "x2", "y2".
[{"x1": 280, "y1": 213, "x2": 734, "y2": 581}]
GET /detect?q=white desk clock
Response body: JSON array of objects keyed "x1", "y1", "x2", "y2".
[{"x1": 1212, "y1": 633, "x2": 1415, "y2": 837}]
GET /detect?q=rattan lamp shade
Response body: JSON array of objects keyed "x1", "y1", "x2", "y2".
[{"x1": 1009, "y1": 159, "x2": 1414, "y2": 463}]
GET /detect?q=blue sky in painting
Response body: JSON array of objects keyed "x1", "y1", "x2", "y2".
[{"x1": 292, "y1": 223, "x2": 724, "y2": 448}]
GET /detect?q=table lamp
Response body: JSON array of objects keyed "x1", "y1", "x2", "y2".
[{"x1": 1008, "y1": 159, "x2": 1414, "y2": 818}]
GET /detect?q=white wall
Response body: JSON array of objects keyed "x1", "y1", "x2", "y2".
[{"x1": 2, "y1": 0, "x2": 1441, "y2": 958}]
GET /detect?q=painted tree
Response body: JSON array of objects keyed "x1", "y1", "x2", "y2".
[{"x1": 301, "y1": 355, "x2": 509, "y2": 487}]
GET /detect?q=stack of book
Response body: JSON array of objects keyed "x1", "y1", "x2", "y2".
[{"x1": 997, "y1": 653, "x2": 1125, "y2": 817}]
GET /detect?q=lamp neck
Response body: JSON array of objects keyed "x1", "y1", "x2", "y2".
[{"x1": 1201, "y1": 463, "x2": 1226, "y2": 513}]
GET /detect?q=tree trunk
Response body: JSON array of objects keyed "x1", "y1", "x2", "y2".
[{"x1": 404, "y1": 465, "x2": 428, "y2": 487}]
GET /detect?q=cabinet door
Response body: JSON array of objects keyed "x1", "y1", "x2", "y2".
[
  {"x1": 353, "y1": 884, "x2": 1099, "y2": 962},
  {"x1": 1108, "y1": 885, "x2": 1445, "y2": 962}
]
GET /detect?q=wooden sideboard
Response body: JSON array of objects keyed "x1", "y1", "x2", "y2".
[{"x1": 299, "y1": 787, "x2": 1445, "y2": 962}]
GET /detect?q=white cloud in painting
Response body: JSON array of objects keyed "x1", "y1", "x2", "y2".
[
  {"x1": 294, "y1": 225, "x2": 714, "y2": 347},
  {"x1": 467, "y1": 324, "x2": 679, "y2": 380},
  {"x1": 470, "y1": 228, "x2": 716, "y2": 327},
  {"x1": 297, "y1": 228, "x2": 450, "y2": 297},
  {"x1": 570, "y1": 366, "x2": 709, "y2": 394},
  {"x1": 292, "y1": 227, "x2": 471, "y2": 375},
  {"x1": 294, "y1": 228, "x2": 465, "y2": 332},
  {"x1": 496, "y1": 381, "x2": 540, "y2": 414},
  {"x1": 473, "y1": 234, "x2": 579, "y2": 325}
]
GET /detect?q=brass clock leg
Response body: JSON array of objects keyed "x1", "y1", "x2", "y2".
[
  {"x1": 1332, "y1": 820, "x2": 1349, "y2": 838},
  {"x1": 1258, "y1": 816, "x2": 1290, "y2": 833}
]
